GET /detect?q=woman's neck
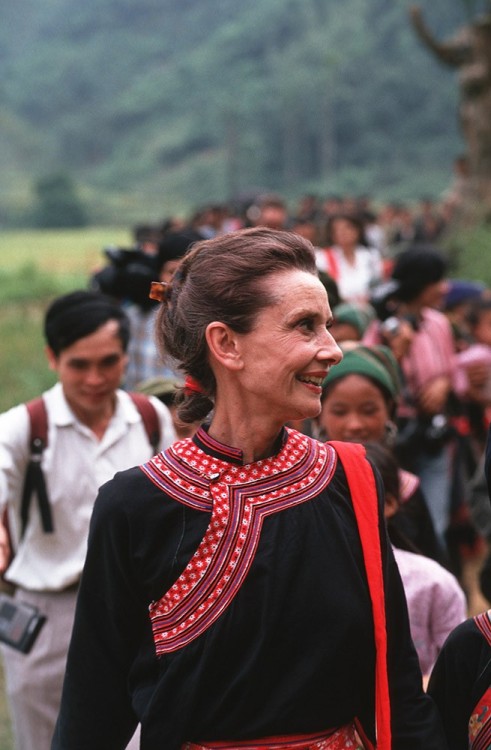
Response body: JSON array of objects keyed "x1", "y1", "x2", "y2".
[
  {"x1": 208, "y1": 408, "x2": 283, "y2": 465},
  {"x1": 338, "y1": 244, "x2": 356, "y2": 263}
]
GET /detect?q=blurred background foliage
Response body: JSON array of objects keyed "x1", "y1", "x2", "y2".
[{"x1": 0, "y1": 0, "x2": 474, "y2": 227}]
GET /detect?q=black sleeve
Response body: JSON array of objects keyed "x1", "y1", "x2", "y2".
[
  {"x1": 427, "y1": 620, "x2": 489, "y2": 750},
  {"x1": 51, "y1": 463, "x2": 207, "y2": 750},
  {"x1": 52, "y1": 476, "x2": 147, "y2": 750}
]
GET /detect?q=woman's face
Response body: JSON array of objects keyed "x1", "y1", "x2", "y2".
[
  {"x1": 318, "y1": 373, "x2": 390, "y2": 443},
  {"x1": 412, "y1": 279, "x2": 448, "y2": 310},
  {"x1": 331, "y1": 218, "x2": 360, "y2": 248},
  {"x1": 231, "y1": 269, "x2": 342, "y2": 427}
]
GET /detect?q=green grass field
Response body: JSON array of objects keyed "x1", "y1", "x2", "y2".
[{"x1": 0, "y1": 228, "x2": 131, "y2": 412}]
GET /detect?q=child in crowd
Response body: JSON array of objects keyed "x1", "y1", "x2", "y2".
[{"x1": 364, "y1": 442, "x2": 467, "y2": 685}]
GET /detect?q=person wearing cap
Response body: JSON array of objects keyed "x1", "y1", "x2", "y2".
[
  {"x1": 443, "y1": 279, "x2": 487, "y2": 352},
  {"x1": 124, "y1": 230, "x2": 201, "y2": 390},
  {"x1": 363, "y1": 244, "x2": 459, "y2": 554},
  {"x1": 330, "y1": 302, "x2": 375, "y2": 343},
  {"x1": 0, "y1": 290, "x2": 176, "y2": 750}
]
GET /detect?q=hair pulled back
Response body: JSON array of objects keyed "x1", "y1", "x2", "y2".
[{"x1": 156, "y1": 227, "x2": 318, "y2": 423}]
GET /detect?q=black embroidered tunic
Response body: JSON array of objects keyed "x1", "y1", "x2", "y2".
[{"x1": 53, "y1": 427, "x2": 446, "y2": 750}]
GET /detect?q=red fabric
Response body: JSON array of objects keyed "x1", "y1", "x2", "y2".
[
  {"x1": 182, "y1": 724, "x2": 361, "y2": 749},
  {"x1": 184, "y1": 375, "x2": 205, "y2": 396},
  {"x1": 328, "y1": 441, "x2": 391, "y2": 750},
  {"x1": 321, "y1": 248, "x2": 339, "y2": 280}
]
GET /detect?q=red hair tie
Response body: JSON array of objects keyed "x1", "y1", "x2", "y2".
[{"x1": 184, "y1": 376, "x2": 204, "y2": 396}]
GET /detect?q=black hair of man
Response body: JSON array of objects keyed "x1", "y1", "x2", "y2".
[{"x1": 44, "y1": 290, "x2": 130, "y2": 356}]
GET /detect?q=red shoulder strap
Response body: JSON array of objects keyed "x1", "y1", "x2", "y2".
[
  {"x1": 129, "y1": 392, "x2": 161, "y2": 453},
  {"x1": 26, "y1": 397, "x2": 48, "y2": 449},
  {"x1": 328, "y1": 440, "x2": 391, "y2": 750},
  {"x1": 322, "y1": 247, "x2": 339, "y2": 280}
]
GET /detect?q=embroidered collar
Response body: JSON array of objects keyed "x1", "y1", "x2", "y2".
[
  {"x1": 192, "y1": 424, "x2": 288, "y2": 466},
  {"x1": 141, "y1": 426, "x2": 322, "y2": 512},
  {"x1": 146, "y1": 429, "x2": 336, "y2": 655}
]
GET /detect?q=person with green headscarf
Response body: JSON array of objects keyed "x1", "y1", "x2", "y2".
[{"x1": 317, "y1": 343, "x2": 445, "y2": 565}]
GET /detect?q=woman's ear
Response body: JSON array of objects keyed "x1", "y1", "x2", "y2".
[
  {"x1": 384, "y1": 492, "x2": 399, "y2": 520},
  {"x1": 205, "y1": 322, "x2": 244, "y2": 371}
]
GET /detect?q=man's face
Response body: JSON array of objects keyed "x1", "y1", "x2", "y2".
[{"x1": 46, "y1": 320, "x2": 128, "y2": 424}]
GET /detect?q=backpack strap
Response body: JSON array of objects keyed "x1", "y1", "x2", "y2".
[
  {"x1": 19, "y1": 393, "x2": 160, "y2": 540},
  {"x1": 21, "y1": 397, "x2": 54, "y2": 538},
  {"x1": 128, "y1": 392, "x2": 161, "y2": 454},
  {"x1": 328, "y1": 440, "x2": 391, "y2": 750}
]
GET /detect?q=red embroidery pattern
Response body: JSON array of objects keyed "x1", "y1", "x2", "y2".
[
  {"x1": 474, "y1": 610, "x2": 491, "y2": 647},
  {"x1": 182, "y1": 723, "x2": 363, "y2": 749},
  {"x1": 469, "y1": 687, "x2": 491, "y2": 750},
  {"x1": 142, "y1": 429, "x2": 336, "y2": 655}
]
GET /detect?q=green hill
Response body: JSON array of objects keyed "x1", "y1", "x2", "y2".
[{"x1": 0, "y1": 0, "x2": 471, "y2": 225}]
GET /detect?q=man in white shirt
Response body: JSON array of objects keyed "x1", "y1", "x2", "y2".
[{"x1": 0, "y1": 290, "x2": 176, "y2": 750}]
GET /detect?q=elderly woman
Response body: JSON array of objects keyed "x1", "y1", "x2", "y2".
[{"x1": 53, "y1": 229, "x2": 445, "y2": 750}]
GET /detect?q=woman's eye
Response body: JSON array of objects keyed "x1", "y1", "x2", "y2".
[{"x1": 298, "y1": 318, "x2": 314, "y2": 331}]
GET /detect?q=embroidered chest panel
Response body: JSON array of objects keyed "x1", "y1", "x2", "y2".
[
  {"x1": 475, "y1": 611, "x2": 491, "y2": 647},
  {"x1": 141, "y1": 430, "x2": 337, "y2": 655}
]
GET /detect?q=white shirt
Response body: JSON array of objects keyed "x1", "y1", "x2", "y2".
[
  {"x1": 315, "y1": 245, "x2": 382, "y2": 304},
  {"x1": 0, "y1": 383, "x2": 176, "y2": 591}
]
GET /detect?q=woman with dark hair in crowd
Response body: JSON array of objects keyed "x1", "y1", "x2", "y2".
[
  {"x1": 53, "y1": 228, "x2": 446, "y2": 750},
  {"x1": 315, "y1": 213, "x2": 383, "y2": 305}
]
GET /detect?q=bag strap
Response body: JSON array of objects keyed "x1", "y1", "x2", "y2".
[
  {"x1": 19, "y1": 393, "x2": 160, "y2": 540},
  {"x1": 21, "y1": 397, "x2": 54, "y2": 538},
  {"x1": 328, "y1": 440, "x2": 391, "y2": 750},
  {"x1": 128, "y1": 392, "x2": 161, "y2": 454}
]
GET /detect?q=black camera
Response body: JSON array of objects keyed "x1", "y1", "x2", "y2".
[
  {"x1": 369, "y1": 280, "x2": 401, "y2": 322},
  {"x1": 0, "y1": 593, "x2": 46, "y2": 653},
  {"x1": 369, "y1": 281, "x2": 419, "y2": 333},
  {"x1": 90, "y1": 246, "x2": 159, "y2": 310}
]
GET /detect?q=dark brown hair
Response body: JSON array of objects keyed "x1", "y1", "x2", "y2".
[
  {"x1": 325, "y1": 212, "x2": 367, "y2": 247},
  {"x1": 156, "y1": 227, "x2": 318, "y2": 423}
]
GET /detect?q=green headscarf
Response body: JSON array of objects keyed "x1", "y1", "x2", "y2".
[{"x1": 322, "y1": 344, "x2": 401, "y2": 400}]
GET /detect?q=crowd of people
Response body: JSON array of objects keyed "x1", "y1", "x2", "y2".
[{"x1": 0, "y1": 191, "x2": 490, "y2": 749}]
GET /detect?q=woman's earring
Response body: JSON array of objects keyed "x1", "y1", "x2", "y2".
[{"x1": 384, "y1": 420, "x2": 398, "y2": 447}]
